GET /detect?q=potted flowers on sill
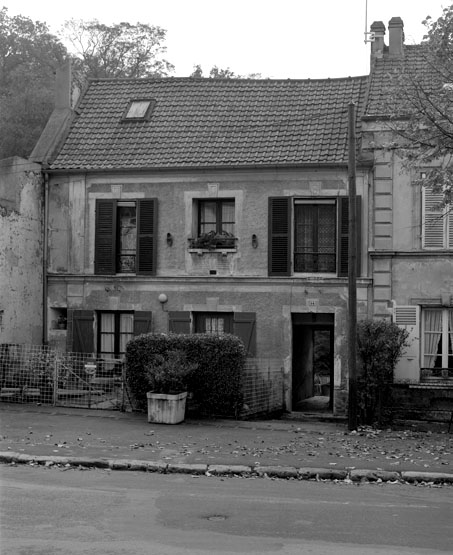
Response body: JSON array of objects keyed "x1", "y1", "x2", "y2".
[
  {"x1": 145, "y1": 350, "x2": 197, "y2": 424},
  {"x1": 189, "y1": 230, "x2": 236, "y2": 250}
]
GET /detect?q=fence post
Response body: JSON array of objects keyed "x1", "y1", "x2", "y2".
[{"x1": 53, "y1": 356, "x2": 58, "y2": 406}]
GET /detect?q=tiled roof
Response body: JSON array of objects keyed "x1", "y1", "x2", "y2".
[
  {"x1": 50, "y1": 76, "x2": 368, "y2": 171},
  {"x1": 365, "y1": 45, "x2": 436, "y2": 117}
]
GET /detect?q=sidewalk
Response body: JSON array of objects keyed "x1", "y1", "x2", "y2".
[{"x1": 1, "y1": 403, "x2": 452, "y2": 484}]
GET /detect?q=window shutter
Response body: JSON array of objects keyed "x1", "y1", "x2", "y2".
[
  {"x1": 72, "y1": 310, "x2": 94, "y2": 353},
  {"x1": 95, "y1": 200, "x2": 116, "y2": 275},
  {"x1": 133, "y1": 311, "x2": 152, "y2": 335},
  {"x1": 233, "y1": 312, "x2": 256, "y2": 356},
  {"x1": 422, "y1": 187, "x2": 445, "y2": 249},
  {"x1": 137, "y1": 199, "x2": 157, "y2": 275},
  {"x1": 168, "y1": 311, "x2": 191, "y2": 333},
  {"x1": 393, "y1": 305, "x2": 420, "y2": 382},
  {"x1": 268, "y1": 197, "x2": 291, "y2": 276},
  {"x1": 338, "y1": 196, "x2": 361, "y2": 277}
]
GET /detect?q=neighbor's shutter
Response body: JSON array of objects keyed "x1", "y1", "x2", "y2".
[
  {"x1": 393, "y1": 305, "x2": 420, "y2": 382},
  {"x1": 233, "y1": 312, "x2": 256, "y2": 356},
  {"x1": 133, "y1": 311, "x2": 152, "y2": 335},
  {"x1": 72, "y1": 310, "x2": 94, "y2": 353},
  {"x1": 168, "y1": 311, "x2": 191, "y2": 333},
  {"x1": 338, "y1": 196, "x2": 361, "y2": 277},
  {"x1": 423, "y1": 187, "x2": 445, "y2": 249},
  {"x1": 94, "y1": 199, "x2": 116, "y2": 275},
  {"x1": 136, "y1": 199, "x2": 157, "y2": 275},
  {"x1": 268, "y1": 197, "x2": 291, "y2": 276}
]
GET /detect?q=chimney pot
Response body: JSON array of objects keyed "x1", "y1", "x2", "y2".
[
  {"x1": 388, "y1": 17, "x2": 404, "y2": 58},
  {"x1": 370, "y1": 21, "x2": 386, "y2": 62},
  {"x1": 55, "y1": 61, "x2": 72, "y2": 109}
]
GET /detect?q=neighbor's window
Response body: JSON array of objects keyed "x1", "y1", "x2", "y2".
[
  {"x1": 422, "y1": 186, "x2": 453, "y2": 249},
  {"x1": 98, "y1": 312, "x2": 134, "y2": 359},
  {"x1": 423, "y1": 308, "x2": 453, "y2": 370},
  {"x1": 294, "y1": 200, "x2": 336, "y2": 273}
]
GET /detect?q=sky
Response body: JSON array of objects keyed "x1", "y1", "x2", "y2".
[{"x1": 2, "y1": 0, "x2": 448, "y2": 79}]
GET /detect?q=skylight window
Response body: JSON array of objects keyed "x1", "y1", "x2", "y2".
[{"x1": 123, "y1": 99, "x2": 156, "y2": 120}]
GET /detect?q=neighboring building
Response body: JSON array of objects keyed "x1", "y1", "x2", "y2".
[
  {"x1": 363, "y1": 17, "x2": 453, "y2": 418},
  {"x1": 31, "y1": 64, "x2": 371, "y2": 416},
  {"x1": 0, "y1": 157, "x2": 43, "y2": 344}
]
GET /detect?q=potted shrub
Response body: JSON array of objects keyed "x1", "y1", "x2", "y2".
[{"x1": 145, "y1": 350, "x2": 197, "y2": 424}]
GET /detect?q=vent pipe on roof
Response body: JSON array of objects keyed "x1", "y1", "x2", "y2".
[
  {"x1": 370, "y1": 21, "x2": 386, "y2": 63},
  {"x1": 388, "y1": 17, "x2": 404, "y2": 58}
]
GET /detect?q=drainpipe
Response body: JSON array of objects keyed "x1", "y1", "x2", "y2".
[{"x1": 42, "y1": 171, "x2": 49, "y2": 345}]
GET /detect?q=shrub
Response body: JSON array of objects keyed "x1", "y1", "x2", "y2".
[
  {"x1": 125, "y1": 333, "x2": 246, "y2": 416},
  {"x1": 145, "y1": 350, "x2": 197, "y2": 394},
  {"x1": 356, "y1": 319, "x2": 410, "y2": 426}
]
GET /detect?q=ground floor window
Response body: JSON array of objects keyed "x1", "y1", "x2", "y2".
[
  {"x1": 98, "y1": 312, "x2": 134, "y2": 358},
  {"x1": 423, "y1": 308, "x2": 453, "y2": 370},
  {"x1": 194, "y1": 312, "x2": 233, "y2": 335}
]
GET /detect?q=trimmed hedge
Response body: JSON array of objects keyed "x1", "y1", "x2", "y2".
[{"x1": 125, "y1": 333, "x2": 247, "y2": 417}]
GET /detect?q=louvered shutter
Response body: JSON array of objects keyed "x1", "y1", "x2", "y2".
[
  {"x1": 95, "y1": 200, "x2": 116, "y2": 275},
  {"x1": 338, "y1": 196, "x2": 361, "y2": 277},
  {"x1": 71, "y1": 310, "x2": 94, "y2": 353},
  {"x1": 233, "y1": 312, "x2": 256, "y2": 356},
  {"x1": 168, "y1": 311, "x2": 191, "y2": 333},
  {"x1": 393, "y1": 305, "x2": 420, "y2": 382},
  {"x1": 133, "y1": 311, "x2": 152, "y2": 335},
  {"x1": 422, "y1": 187, "x2": 446, "y2": 249},
  {"x1": 268, "y1": 197, "x2": 291, "y2": 276},
  {"x1": 136, "y1": 199, "x2": 157, "y2": 275}
]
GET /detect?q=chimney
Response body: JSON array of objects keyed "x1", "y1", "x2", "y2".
[
  {"x1": 370, "y1": 21, "x2": 386, "y2": 62},
  {"x1": 55, "y1": 61, "x2": 72, "y2": 109},
  {"x1": 388, "y1": 17, "x2": 404, "y2": 58}
]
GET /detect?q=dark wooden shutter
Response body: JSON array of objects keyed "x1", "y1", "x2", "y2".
[
  {"x1": 136, "y1": 199, "x2": 157, "y2": 275},
  {"x1": 233, "y1": 312, "x2": 256, "y2": 356},
  {"x1": 72, "y1": 310, "x2": 94, "y2": 353},
  {"x1": 268, "y1": 197, "x2": 291, "y2": 276},
  {"x1": 94, "y1": 199, "x2": 116, "y2": 275},
  {"x1": 338, "y1": 196, "x2": 361, "y2": 277},
  {"x1": 133, "y1": 311, "x2": 152, "y2": 335},
  {"x1": 168, "y1": 311, "x2": 191, "y2": 333}
]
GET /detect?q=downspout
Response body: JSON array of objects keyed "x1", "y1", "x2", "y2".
[{"x1": 42, "y1": 171, "x2": 49, "y2": 345}]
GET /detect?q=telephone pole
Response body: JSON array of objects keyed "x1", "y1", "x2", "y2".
[{"x1": 348, "y1": 102, "x2": 358, "y2": 431}]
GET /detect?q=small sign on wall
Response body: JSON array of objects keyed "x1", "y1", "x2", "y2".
[{"x1": 307, "y1": 299, "x2": 319, "y2": 310}]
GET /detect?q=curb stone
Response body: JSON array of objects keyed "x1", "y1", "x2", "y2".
[{"x1": 1, "y1": 452, "x2": 453, "y2": 484}]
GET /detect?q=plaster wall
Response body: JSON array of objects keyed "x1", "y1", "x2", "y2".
[{"x1": 0, "y1": 157, "x2": 43, "y2": 343}]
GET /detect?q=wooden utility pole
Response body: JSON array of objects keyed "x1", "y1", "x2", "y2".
[{"x1": 348, "y1": 102, "x2": 358, "y2": 431}]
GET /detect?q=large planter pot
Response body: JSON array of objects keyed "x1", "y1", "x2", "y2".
[{"x1": 146, "y1": 391, "x2": 187, "y2": 424}]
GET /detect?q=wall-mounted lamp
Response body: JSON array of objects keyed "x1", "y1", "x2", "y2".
[
  {"x1": 166, "y1": 233, "x2": 173, "y2": 246},
  {"x1": 252, "y1": 234, "x2": 258, "y2": 249},
  {"x1": 158, "y1": 293, "x2": 168, "y2": 311}
]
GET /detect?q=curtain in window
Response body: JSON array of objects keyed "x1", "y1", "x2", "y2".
[
  {"x1": 119, "y1": 314, "x2": 134, "y2": 354},
  {"x1": 221, "y1": 201, "x2": 235, "y2": 234},
  {"x1": 317, "y1": 205, "x2": 336, "y2": 272},
  {"x1": 448, "y1": 310, "x2": 453, "y2": 367},
  {"x1": 424, "y1": 309, "x2": 442, "y2": 368},
  {"x1": 100, "y1": 313, "x2": 115, "y2": 355},
  {"x1": 200, "y1": 202, "x2": 216, "y2": 234},
  {"x1": 294, "y1": 205, "x2": 314, "y2": 271}
]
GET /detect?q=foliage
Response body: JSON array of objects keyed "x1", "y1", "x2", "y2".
[
  {"x1": 145, "y1": 350, "x2": 197, "y2": 394},
  {"x1": 384, "y1": 5, "x2": 453, "y2": 203},
  {"x1": 189, "y1": 230, "x2": 236, "y2": 249},
  {"x1": 0, "y1": 7, "x2": 68, "y2": 158},
  {"x1": 190, "y1": 64, "x2": 262, "y2": 79},
  {"x1": 356, "y1": 319, "x2": 410, "y2": 426},
  {"x1": 126, "y1": 333, "x2": 246, "y2": 416},
  {"x1": 61, "y1": 19, "x2": 174, "y2": 89}
]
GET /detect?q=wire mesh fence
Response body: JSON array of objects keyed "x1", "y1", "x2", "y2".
[
  {"x1": 241, "y1": 359, "x2": 285, "y2": 417},
  {"x1": 0, "y1": 344, "x2": 125, "y2": 410},
  {"x1": 0, "y1": 344, "x2": 284, "y2": 417}
]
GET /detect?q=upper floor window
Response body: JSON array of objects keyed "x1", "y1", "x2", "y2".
[
  {"x1": 122, "y1": 99, "x2": 156, "y2": 121},
  {"x1": 189, "y1": 198, "x2": 236, "y2": 249},
  {"x1": 422, "y1": 186, "x2": 453, "y2": 249},
  {"x1": 268, "y1": 196, "x2": 361, "y2": 277},
  {"x1": 95, "y1": 198, "x2": 157, "y2": 275}
]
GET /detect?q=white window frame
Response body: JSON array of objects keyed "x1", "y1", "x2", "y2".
[{"x1": 422, "y1": 307, "x2": 453, "y2": 370}]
